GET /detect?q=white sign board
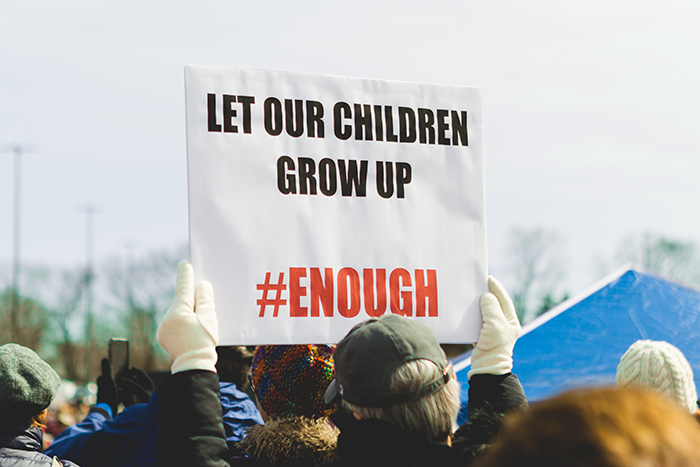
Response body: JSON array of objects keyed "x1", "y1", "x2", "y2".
[{"x1": 185, "y1": 66, "x2": 486, "y2": 345}]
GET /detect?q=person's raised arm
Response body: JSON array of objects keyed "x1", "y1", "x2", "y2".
[
  {"x1": 468, "y1": 276, "x2": 520, "y2": 379},
  {"x1": 156, "y1": 260, "x2": 229, "y2": 467},
  {"x1": 454, "y1": 276, "x2": 527, "y2": 448}
]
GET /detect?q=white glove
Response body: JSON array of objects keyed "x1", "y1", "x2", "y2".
[
  {"x1": 156, "y1": 261, "x2": 219, "y2": 374},
  {"x1": 468, "y1": 276, "x2": 521, "y2": 379}
]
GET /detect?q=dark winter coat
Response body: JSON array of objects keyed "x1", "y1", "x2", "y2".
[
  {"x1": 0, "y1": 424, "x2": 79, "y2": 467},
  {"x1": 157, "y1": 371, "x2": 528, "y2": 467},
  {"x1": 452, "y1": 373, "x2": 529, "y2": 458},
  {"x1": 321, "y1": 413, "x2": 463, "y2": 467},
  {"x1": 320, "y1": 373, "x2": 529, "y2": 467},
  {"x1": 157, "y1": 370, "x2": 229, "y2": 467}
]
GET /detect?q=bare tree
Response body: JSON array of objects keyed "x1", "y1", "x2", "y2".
[
  {"x1": 50, "y1": 269, "x2": 89, "y2": 381},
  {"x1": 615, "y1": 233, "x2": 700, "y2": 286},
  {"x1": 0, "y1": 263, "x2": 92, "y2": 379},
  {"x1": 505, "y1": 227, "x2": 568, "y2": 323},
  {"x1": 102, "y1": 244, "x2": 186, "y2": 371},
  {"x1": 0, "y1": 288, "x2": 50, "y2": 351},
  {"x1": 0, "y1": 244, "x2": 187, "y2": 378}
]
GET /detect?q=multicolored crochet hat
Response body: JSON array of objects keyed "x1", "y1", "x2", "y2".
[{"x1": 251, "y1": 344, "x2": 336, "y2": 419}]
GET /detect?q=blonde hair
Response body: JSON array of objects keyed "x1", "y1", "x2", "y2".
[
  {"x1": 30, "y1": 409, "x2": 48, "y2": 428},
  {"x1": 476, "y1": 387, "x2": 700, "y2": 467}
]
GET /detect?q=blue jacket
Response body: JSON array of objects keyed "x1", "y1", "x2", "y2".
[
  {"x1": 219, "y1": 382, "x2": 264, "y2": 454},
  {"x1": 45, "y1": 382, "x2": 262, "y2": 467}
]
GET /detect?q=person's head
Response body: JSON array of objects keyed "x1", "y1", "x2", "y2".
[
  {"x1": 475, "y1": 387, "x2": 700, "y2": 467},
  {"x1": 0, "y1": 343, "x2": 61, "y2": 427},
  {"x1": 616, "y1": 339, "x2": 698, "y2": 414},
  {"x1": 324, "y1": 315, "x2": 460, "y2": 443},
  {"x1": 250, "y1": 344, "x2": 336, "y2": 420},
  {"x1": 216, "y1": 346, "x2": 254, "y2": 389}
]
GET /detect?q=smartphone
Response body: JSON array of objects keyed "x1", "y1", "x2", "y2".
[{"x1": 108, "y1": 338, "x2": 129, "y2": 377}]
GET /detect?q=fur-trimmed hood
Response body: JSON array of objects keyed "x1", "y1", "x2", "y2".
[{"x1": 238, "y1": 416, "x2": 339, "y2": 467}]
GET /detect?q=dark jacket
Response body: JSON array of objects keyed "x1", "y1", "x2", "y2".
[
  {"x1": 452, "y1": 373, "x2": 529, "y2": 458},
  {"x1": 0, "y1": 424, "x2": 79, "y2": 467},
  {"x1": 157, "y1": 370, "x2": 229, "y2": 467},
  {"x1": 323, "y1": 413, "x2": 463, "y2": 467},
  {"x1": 157, "y1": 371, "x2": 527, "y2": 467},
  {"x1": 321, "y1": 373, "x2": 528, "y2": 467}
]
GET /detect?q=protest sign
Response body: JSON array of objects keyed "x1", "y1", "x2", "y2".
[{"x1": 185, "y1": 66, "x2": 486, "y2": 344}]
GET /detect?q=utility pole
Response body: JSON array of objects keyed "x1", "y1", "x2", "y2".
[
  {"x1": 3, "y1": 145, "x2": 32, "y2": 342},
  {"x1": 82, "y1": 205, "x2": 98, "y2": 382}
]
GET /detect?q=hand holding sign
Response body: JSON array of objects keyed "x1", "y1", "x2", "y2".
[
  {"x1": 468, "y1": 276, "x2": 521, "y2": 378},
  {"x1": 157, "y1": 261, "x2": 219, "y2": 374}
]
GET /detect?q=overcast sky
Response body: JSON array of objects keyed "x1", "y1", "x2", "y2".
[{"x1": 1, "y1": 0, "x2": 699, "y2": 299}]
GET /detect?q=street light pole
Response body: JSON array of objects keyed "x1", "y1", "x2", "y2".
[{"x1": 3, "y1": 145, "x2": 31, "y2": 342}]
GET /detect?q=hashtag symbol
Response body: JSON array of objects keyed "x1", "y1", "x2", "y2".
[{"x1": 257, "y1": 272, "x2": 287, "y2": 317}]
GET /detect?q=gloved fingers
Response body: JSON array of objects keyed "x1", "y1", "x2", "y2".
[
  {"x1": 174, "y1": 260, "x2": 195, "y2": 311},
  {"x1": 476, "y1": 292, "x2": 508, "y2": 351},
  {"x1": 157, "y1": 262, "x2": 219, "y2": 373},
  {"x1": 118, "y1": 379, "x2": 151, "y2": 406},
  {"x1": 116, "y1": 367, "x2": 154, "y2": 404},
  {"x1": 157, "y1": 261, "x2": 196, "y2": 349},
  {"x1": 97, "y1": 358, "x2": 119, "y2": 414},
  {"x1": 121, "y1": 367, "x2": 155, "y2": 391},
  {"x1": 101, "y1": 358, "x2": 112, "y2": 378},
  {"x1": 195, "y1": 280, "x2": 219, "y2": 346},
  {"x1": 488, "y1": 276, "x2": 520, "y2": 327}
]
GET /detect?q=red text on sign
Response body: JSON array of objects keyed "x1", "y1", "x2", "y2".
[{"x1": 288, "y1": 267, "x2": 438, "y2": 318}]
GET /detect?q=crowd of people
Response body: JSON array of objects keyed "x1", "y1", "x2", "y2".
[{"x1": 1, "y1": 259, "x2": 700, "y2": 466}]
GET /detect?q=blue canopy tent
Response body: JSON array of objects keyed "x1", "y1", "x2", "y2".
[{"x1": 452, "y1": 266, "x2": 700, "y2": 424}]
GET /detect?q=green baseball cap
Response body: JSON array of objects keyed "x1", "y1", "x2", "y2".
[{"x1": 325, "y1": 314, "x2": 453, "y2": 408}]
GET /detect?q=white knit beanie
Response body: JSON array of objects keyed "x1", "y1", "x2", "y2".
[{"x1": 616, "y1": 340, "x2": 698, "y2": 414}]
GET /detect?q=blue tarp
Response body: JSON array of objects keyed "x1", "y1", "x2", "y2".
[{"x1": 452, "y1": 266, "x2": 700, "y2": 424}]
